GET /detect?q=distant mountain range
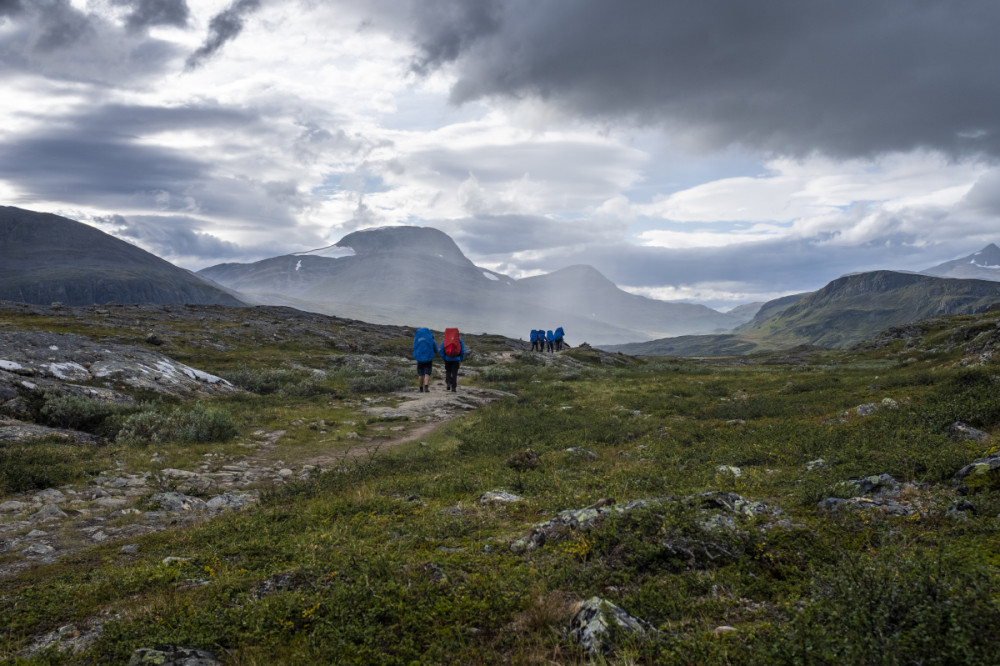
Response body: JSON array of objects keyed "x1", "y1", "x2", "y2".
[
  {"x1": 5, "y1": 203, "x2": 999, "y2": 355},
  {"x1": 198, "y1": 226, "x2": 746, "y2": 344},
  {"x1": 605, "y1": 268, "x2": 1000, "y2": 356},
  {"x1": 0, "y1": 206, "x2": 242, "y2": 307},
  {"x1": 922, "y1": 243, "x2": 1000, "y2": 281}
]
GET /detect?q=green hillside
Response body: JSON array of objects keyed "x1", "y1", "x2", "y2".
[{"x1": 609, "y1": 271, "x2": 1000, "y2": 356}]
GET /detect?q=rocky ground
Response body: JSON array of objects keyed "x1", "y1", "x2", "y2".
[{"x1": 0, "y1": 381, "x2": 511, "y2": 583}]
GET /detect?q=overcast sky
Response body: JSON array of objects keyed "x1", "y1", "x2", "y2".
[{"x1": 2, "y1": 0, "x2": 999, "y2": 309}]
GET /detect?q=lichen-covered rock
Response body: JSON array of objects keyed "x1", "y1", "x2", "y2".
[
  {"x1": 479, "y1": 490, "x2": 523, "y2": 504},
  {"x1": 510, "y1": 499, "x2": 649, "y2": 553},
  {"x1": 567, "y1": 597, "x2": 652, "y2": 657},
  {"x1": 149, "y1": 492, "x2": 207, "y2": 513},
  {"x1": 953, "y1": 453, "x2": 1000, "y2": 492},
  {"x1": 128, "y1": 646, "x2": 220, "y2": 665},
  {"x1": 696, "y1": 491, "x2": 782, "y2": 518},
  {"x1": 841, "y1": 473, "x2": 899, "y2": 497},
  {"x1": 949, "y1": 421, "x2": 990, "y2": 443},
  {"x1": 818, "y1": 496, "x2": 917, "y2": 517}
]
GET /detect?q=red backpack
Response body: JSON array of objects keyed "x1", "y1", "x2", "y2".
[{"x1": 443, "y1": 328, "x2": 461, "y2": 358}]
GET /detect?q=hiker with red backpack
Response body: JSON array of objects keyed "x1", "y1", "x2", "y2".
[
  {"x1": 412, "y1": 327, "x2": 437, "y2": 393},
  {"x1": 441, "y1": 327, "x2": 465, "y2": 392}
]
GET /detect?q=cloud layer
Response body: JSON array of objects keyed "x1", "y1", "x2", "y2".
[{"x1": 0, "y1": 0, "x2": 997, "y2": 309}]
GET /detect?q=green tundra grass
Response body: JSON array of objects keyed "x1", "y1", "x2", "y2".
[{"x1": 2, "y1": 306, "x2": 1000, "y2": 664}]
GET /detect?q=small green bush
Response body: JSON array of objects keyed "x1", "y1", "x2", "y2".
[
  {"x1": 347, "y1": 372, "x2": 410, "y2": 394},
  {"x1": 115, "y1": 404, "x2": 237, "y2": 446},
  {"x1": 0, "y1": 439, "x2": 91, "y2": 492},
  {"x1": 38, "y1": 392, "x2": 137, "y2": 437},
  {"x1": 223, "y1": 365, "x2": 326, "y2": 397}
]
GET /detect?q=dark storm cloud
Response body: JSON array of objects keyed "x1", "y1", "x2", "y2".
[
  {"x1": 374, "y1": 0, "x2": 1000, "y2": 160},
  {"x1": 112, "y1": 0, "x2": 190, "y2": 32},
  {"x1": 97, "y1": 214, "x2": 242, "y2": 262},
  {"x1": 0, "y1": 0, "x2": 24, "y2": 18},
  {"x1": 0, "y1": 103, "x2": 255, "y2": 203},
  {"x1": 185, "y1": 0, "x2": 262, "y2": 70},
  {"x1": 0, "y1": 0, "x2": 183, "y2": 84}
]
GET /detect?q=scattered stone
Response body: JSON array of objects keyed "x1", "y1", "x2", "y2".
[
  {"x1": 713, "y1": 625, "x2": 738, "y2": 636},
  {"x1": 947, "y1": 500, "x2": 977, "y2": 519},
  {"x1": 30, "y1": 504, "x2": 69, "y2": 522},
  {"x1": 567, "y1": 597, "x2": 652, "y2": 657},
  {"x1": 150, "y1": 492, "x2": 207, "y2": 513},
  {"x1": 20, "y1": 622, "x2": 103, "y2": 658},
  {"x1": 479, "y1": 491, "x2": 523, "y2": 504},
  {"x1": 95, "y1": 497, "x2": 129, "y2": 510},
  {"x1": 716, "y1": 465, "x2": 742, "y2": 477},
  {"x1": 696, "y1": 491, "x2": 781, "y2": 518},
  {"x1": 128, "y1": 646, "x2": 221, "y2": 665},
  {"x1": 953, "y1": 453, "x2": 1000, "y2": 489},
  {"x1": 35, "y1": 488, "x2": 66, "y2": 504},
  {"x1": 162, "y1": 556, "x2": 192, "y2": 566},
  {"x1": 121, "y1": 543, "x2": 139, "y2": 554},
  {"x1": 817, "y1": 496, "x2": 917, "y2": 517},
  {"x1": 0, "y1": 500, "x2": 29, "y2": 513},
  {"x1": 26, "y1": 529, "x2": 48, "y2": 538},
  {"x1": 855, "y1": 403, "x2": 879, "y2": 417},
  {"x1": 842, "y1": 473, "x2": 899, "y2": 497},
  {"x1": 565, "y1": 447, "x2": 597, "y2": 459},
  {"x1": 22, "y1": 543, "x2": 56, "y2": 557},
  {"x1": 160, "y1": 468, "x2": 198, "y2": 479},
  {"x1": 805, "y1": 458, "x2": 827, "y2": 472},
  {"x1": 948, "y1": 421, "x2": 990, "y2": 443},
  {"x1": 205, "y1": 493, "x2": 255, "y2": 511},
  {"x1": 506, "y1": 449, "x2": 541, "y2": 472}
]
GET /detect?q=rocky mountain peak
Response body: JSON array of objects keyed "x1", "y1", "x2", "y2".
[{"x1": 335, "y1": 226, "x2": 471, "y2": 265}]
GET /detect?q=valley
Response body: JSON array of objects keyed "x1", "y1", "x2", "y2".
[{"x1": 2, "y1": 300, "x2": 1000, "y2": 663}]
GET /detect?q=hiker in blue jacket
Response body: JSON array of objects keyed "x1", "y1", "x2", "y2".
[
  {"x1": 554, "y1": 326, "x2": 565, "y2": 351},
  {"x1": 529, "y1": 329, "x2": 539, "y2": 352},
  {"x1": 412, "y1": 327, "x2": 437, "y2": 393},
  {"x1": 441, "y1": 333, "x2": 466, "y2": 392},
  {"x1": 546, "y1": 329, "x2": 554, "y2": 353}
]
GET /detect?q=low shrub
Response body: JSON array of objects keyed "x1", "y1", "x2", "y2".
[
  {"x1": 115, "y1": 404, "x2": 237, "y2": 446},
  {"x1": 0, "y1": 438, "x2": 94, "y2": 492},
  {"x1": 223, "y1": 365, "x2": 326, "y2": 397},
  {"x1": 38, "y1": 392, "x2": 137, "y2": 437},
  {"x1": 347, "y1": 372, "x2": 410, "y2": 394}
]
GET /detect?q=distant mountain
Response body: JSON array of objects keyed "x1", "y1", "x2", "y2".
[
  {"x1": 199, "y1": 226, "x2": 741, "y2": 344},
  {"x1": 923, "y1": 243, "x2": 1000, "y2": 281},
  {"x1": 0, "y1": 206, "x2": 243, "y2": 307},
  {"x1": 605, "y1": 270, "x2": 1000, "y2": 356}
]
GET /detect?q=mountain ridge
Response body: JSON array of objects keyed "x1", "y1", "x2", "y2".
[
  {"x1": 199, "y1": 225, "x2": 743, "y2": 344},
  {"x1": 0, "y1": 206, "x2": 243, "y2": 308}
]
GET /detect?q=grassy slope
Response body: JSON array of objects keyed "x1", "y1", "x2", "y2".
[{"x1": 2, "y1": 307, "x2": 1000, "y2": 663}]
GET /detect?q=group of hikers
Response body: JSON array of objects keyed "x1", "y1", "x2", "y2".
[
  {"x1": 412, "y1": 327, "x2": 465, "y2": 392},
  {"x1": 530, "y1": 327, "x2": 565, "y2": 352},
  {"x1": 413, "y1": 325, "x2": 565, "y2": 392}
]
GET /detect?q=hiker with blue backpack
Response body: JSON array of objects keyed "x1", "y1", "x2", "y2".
[
  {"x1": 554, "y1": 326, "x2": 565, "y2": 351},
  {"x1": 441, "y1": 328, "x2": 465, "y2": 392},
  {"x1": 412, "y1": 327, "x2": 437, "y2": 393},
  {"x1": 546, "y1": 329, "x2": 554, "y2": 353},
  {"x1": 529, "y1": 329, "x2": 539, "y2": 352}
]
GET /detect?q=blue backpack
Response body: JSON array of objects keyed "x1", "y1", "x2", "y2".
[
  {"x1": 530, "y1": 329, "x2": 538, "y2": 342},
  {"x1": 555, "y1": 327, "x2": 564, "y2": 340},
  {"x1": 412, "y1": 327, "x2": 436, "y2": 362}
]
